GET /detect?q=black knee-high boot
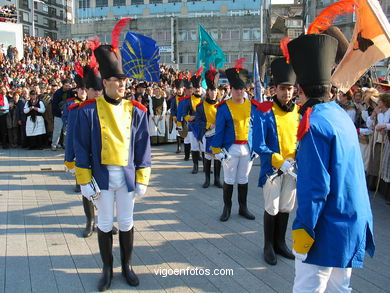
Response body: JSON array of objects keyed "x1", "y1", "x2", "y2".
[
  {"x1": 274, "y1": 213, "x2": 295, "y2": 259},
  {"x1": 191, "y1": 151, "x2": 199, "y2": 174},
  {"x1": 237, "y1": 183, "x2": 255, "y2": 220},
  {"x1": 214, "y1": 160, "x2": 223, "y2": 188},
  {"x1": 202, "y1": 159, "x2": 211, "y2": 188},
  {"x1": 220, "y1": 183, "x2": 233, "y2": 222},
  {"x1": 176, "y1": 137, "x2": 182, "y2": 153},
  {"x1": 184, "y1": 143, "x2": 191, "y2": 161},
  {"x1": 119, "y1": 228, "x2": 139, "y2": 287},
  {"x1": 82, "y1": 197, "x2": 95, "y2": 238},
  {"x1": 97, "y1": 228, "x2": 113, "y2": 291},
  {"x1": 263, "y1": 211, "x2": 277, "y2": 265}
]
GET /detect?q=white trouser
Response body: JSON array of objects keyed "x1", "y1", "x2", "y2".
[
  {"x1": 189, "y1": 133, "x2": 205, "y2": 152},
  {"x1": 52, "y1": 116, "x2": 63, "y2": 147},
  {"x1": 205, "y1": 153, "x2": 214, "y2": 160},
  {"x1": 294, "y1": 260, "x2": 352, "y2": 293},
  {"x1": 184, "y1": 132, "x2": 191, "y2": 144},
  {"x1": 223, "y1": 144, "x2": 253, "y2": 185},
  {"x1": 262, "y1": 173, "x2": 296, "y2": 216},
  {"x1": 95, "y1": 166, "x2": 135, "y2": 233}
]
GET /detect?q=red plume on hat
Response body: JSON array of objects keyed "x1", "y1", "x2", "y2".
[
  {"x1": 111, "y1": 18, "x2": 132, "y2": 52},
  {"x1": 88, "y1": 36, "x2": 101, "y2": 73},
  {"x1": 195, "y1": 67, "x2": 204, "y2": 77},
  {"x1": 280, "y1": 37, "x2": 291, "y2": 64},
  {"x1": 206, "y1": 63, "x2": 216, "y2": 81},
  {"x1": 234, "y1": 58, "x2": 246, "y2": 72},
  {"x1": 178, "y1": 74, "x2": 184, "y2": 80},
  {"x1": 75, "y1": 62, "x2": 84, "y2": 78},
  {"x1": 307, "y1": 0, "x2": 358, "y2": 34}
]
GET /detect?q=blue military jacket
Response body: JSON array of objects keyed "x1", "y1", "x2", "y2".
[
  {"x1": 293, "y1": 101, "x2": 375, "y2": 268},
  {"x1": 74, "y1": 96, "x2": 151, "y2": 192}
]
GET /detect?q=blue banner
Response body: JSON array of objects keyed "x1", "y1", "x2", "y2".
[
  {"x1": 253, "y1": 52, "x2": 263, "y2": 102},
  {"x1": 121, "y1": 31, "x2": 160, "y2": 82}
]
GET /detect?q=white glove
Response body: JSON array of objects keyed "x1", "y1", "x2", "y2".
[
  {"x1": 68, "y1": 168, "x2": 75, "y2": 175},
  {"x1": 280, "y1": 160, "x2": 293, "y2": 173},
  {"x1": 135, "y1": 183, "x2": 147, "y2": 197},
  {"x1": 292, "y1": 248, "x2": 307, "y2": 261},
  {"x1": 214, "y1": 152, "x2": 225, "y2": 161},
  {"x1": 81, "y1": 183, "x2": 96, "y2": 201}
]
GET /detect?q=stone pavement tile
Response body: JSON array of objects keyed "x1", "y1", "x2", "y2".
[{"x1": 0, "y1": 200, "x2": 7, "y2": 293}]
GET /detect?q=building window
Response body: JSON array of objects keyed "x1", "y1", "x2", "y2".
[
  {"x1": 188, "y1": 55, "x2": 196, "y2": 64},
  {"x1": 42, "y1": 4, "x2": 48, "y2": 12},
  {"x1": 132, "y1": 0, "x2": 144, "y2": 4},
  {"x1": 229, "y1": 53, "x2": 239, "y2": 63},
  {"x1": 211, "y1": 29, "x2": 218, "y2": 40},
  {"x1": 113, "y1": 0, "x2": 125, "y2": 6},
  {"x1": 43, "y1": 18, "x2": 49, "y2": 26},
  {"x1": 178, "y1": 31, "x2": 187, "y2": 41},
  {"x1": 189, "y1": 30, "x2": 197, "y2": 41},
  {"x1": 34, "y1": 13, "x2": 38, "y2": 22},
  {"x1": 150, "y1": 0, "x2": 162, "y2": 3},
  {"x1": 21, "y1": 11, "x2": 29, "y2": 22},
  {"x1": 242, "y1": 29, "x2": 251, "y2": 40},
  {"x1": 221, "y1": 29, "x2": 230, "y2": 40},
  {"x1": 179, "y1": 54, "x2": 188, "y2": 64},
  {"x1": 96, "y1": 0, "x2": 108, "y2": 7},
  {"x1": 252, "y1": 28, "x2": 261, "y2": 40},
  {"x1": 79, "y1": 0, "x2": 90, "y2": 8},
  {"x1": 23, "y1": 25, "x2": 30, "y2": 35},
  {"x1": 230, "y1": 29, "x2": 240, "y2": 40},
  {"x1": 288, "y1": 28, "x2": 301, "y2": 39}
]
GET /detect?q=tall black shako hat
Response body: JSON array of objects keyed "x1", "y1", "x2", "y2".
[
  {"x1": 74, "y1": 63, "x2": 86, "y2": 89},
  {"x1": 83, "y1": 65, "x2": 103, "y2": 91},
  {"x1": 183, "y1": 73, "x2": 193, "y2": 89},
  {"x1": 225, "y1": 58, "x2": 249, "y2": 90},
  {"x1": 173, "y1": 74, "x2": 184, "y2": 89},
  {"x1": 205, "y1": 64, "x2": 220, "y2": 90},
  {"x1": 92, "y1": 18, "x2": 132, "y2": 80},
  {"x1": 271, "y1": 57, "x2": 296, "y2": 86},
  {"x1": 287, "y1": 34, "x2": 337, "y2": 86},
  {"x1": 190, "y1": 67, "x2": 204, "y2": 89}
]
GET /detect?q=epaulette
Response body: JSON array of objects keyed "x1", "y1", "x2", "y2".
[
  {"x1": 216, "y1": 99, "x2": 227, "y2": 108},
  {"x1": 251, "y1": 99, "x2": 262, "y2": 108},
  {"x1": 66, "y1": 98, "x2": 75, "y2": 102},
  {"x1": 131, "y1": 100, "x2": 147, "y2": 113},
  {"x1": 196, "y1": 101, "x2": 204, "y2": 108},
  {"x1": 179, "y1": 96, "x2": 190, "y2": 102},
  {"x1": 256, "y1": 101, "x2": 273, "y2": 113},
  {"x1": 297, "y1": 107, "x2": 312, "y2": 141},
  {"x1": 68, "y1": 103, "x2": 80, "y2": 111},
  {"x1": 79, "y1": 98, "x2": 96, "y2": 108}
]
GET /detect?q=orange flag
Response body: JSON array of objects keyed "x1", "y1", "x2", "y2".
[{"x1": 332, "y1": 0, "x2": 390, "y2": 92}]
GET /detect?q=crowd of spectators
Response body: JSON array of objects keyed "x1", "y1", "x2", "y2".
[
  {"x1": 0, "y1": 34, "x2": 388, "y2": 201},
  {"x1": 0, "y1": 4, "x2": 16, "y2": 23}
]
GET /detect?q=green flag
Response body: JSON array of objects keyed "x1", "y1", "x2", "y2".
[{"x1": 197, "y1": 24, "x2": 226, "y2": 87}]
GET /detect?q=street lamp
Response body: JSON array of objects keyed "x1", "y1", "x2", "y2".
[{"x1": 32, "y1": 0, "x2": 45, "y2": 37}]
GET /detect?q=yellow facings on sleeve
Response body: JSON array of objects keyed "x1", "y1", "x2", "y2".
[
  {"x1": 75, "y1": 167, "x2": 92, "y2": 185},
  {"x1": 136, "y1": 167, "x2": 151, "y2": 185},
  {"x1": 292, "y1": 228, "x2": 315, "y2": 254}
]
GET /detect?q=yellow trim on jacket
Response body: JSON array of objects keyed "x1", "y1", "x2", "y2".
[
  {"x1": 75, "y1": 166, "x2": 92, "y2": 185},
  {"x1": 292, "y1": 228, "x2": 315, "y2": 254},
  {"x1": 96, "y1": 96, "x2": 133, "y2": 166},
  {"x1": 271, "y1": 102, "x2": 300, "y2": 169}
]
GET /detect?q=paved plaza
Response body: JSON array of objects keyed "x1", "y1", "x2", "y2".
[{"x1": 0, "y1": 144, "x2": 389, "y2": 293}]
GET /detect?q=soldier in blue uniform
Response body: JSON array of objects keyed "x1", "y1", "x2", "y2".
[
  {"x1": 64, "y1": 64, "x2": 105, "y2": 238},
  {"x1": 211, "y1": 64, "x2": 258, "y2": 222},
  {"x1": 177, "y1": 70, "x2": 204, "y2": 174},
  {"x1": 252, "y1": 57, "x2": 299, "y2": 265},
  {"x1": 195, "y1": 65, "x2": 222, "y2": 188},
  {"x1": 287, "y1": 34, "x2": 375, "y2": 292},
  {"x1": 170, "y1": 77, "x2": 188, "y2": 158},
  {"x1": 74, "y1": 41, "x2": 151, "y2": 291}
]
